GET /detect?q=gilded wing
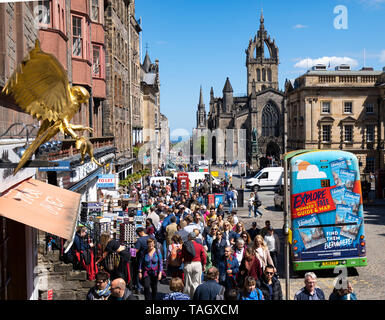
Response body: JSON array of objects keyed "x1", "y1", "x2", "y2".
[{"x1": 2, "y1": 39, "x2": 76, "y2": 121}]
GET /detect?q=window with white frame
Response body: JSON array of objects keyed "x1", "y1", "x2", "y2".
[
  {"x1": 321, "y1": 101, "x2": 331, "y2": 114},
  {"x1": 91, "y1": 0, "x2": 99, "y2": 22},
  {"x1": 344, "y1": 125, "x2": 353, "y2": 142},
  {"x1": 366, "y1": 124, "x2": 374, "y2": 143},
  {"x1": 344, "y1": 101, "x2": 353, "y2": 113},
  {"x1": 322, "y1": 125, "x2": 331, "y2": 142},
  {"x1": 72, "y1": 16, "x2": 83, "y2": 57},
  {"x1": 92, "y1": 45, "x2": 101, "y2": 77},
  {"x1": 37, "y1": 0, "x2": 51, "y2": 26}
]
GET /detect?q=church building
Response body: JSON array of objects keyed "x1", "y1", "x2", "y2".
[{"x1": 196, "y1": 12, "x2": 284, "y2": 168}]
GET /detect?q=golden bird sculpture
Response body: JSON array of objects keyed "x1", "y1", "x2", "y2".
[{"x1": 1, "y1": 39, "x2": 103, "y2": 174}]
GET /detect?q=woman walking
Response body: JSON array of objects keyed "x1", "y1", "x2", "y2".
[
  {"x1": 252, "y1": 235, "x2": 276, "y2": 272},
  {"x1": 139, "y1": 238, "x2": 163, "y2": 300}
]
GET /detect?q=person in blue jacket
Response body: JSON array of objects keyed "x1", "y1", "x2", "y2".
[
  {"x1": 240, "y1": 276, "x2": 264, "y2": 300},
  {"x1": 225, "y1": 189, "x2": 234, "y2": 213},
  {"x1": 329, "y1": 280, "x2": 357, "y2": 300},
  {"x1": 223, "y1": 246, "x2": 239, "y2": 289}
]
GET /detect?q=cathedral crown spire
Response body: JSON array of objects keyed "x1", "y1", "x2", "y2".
[
  {"x1": 260, "y1": 9, "x2": 264, "y2": 28},
  {"x1": 246, "y1": 10, "x2": 279, "y2": 94}
]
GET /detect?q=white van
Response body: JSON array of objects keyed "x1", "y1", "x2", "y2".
[
  {"x1": 187, "y1": 172, "x2": 220, "y2": 186},
  {"x1": 149, "y1": 176, "x2": 173, "y2": 185},
  {"x1": 245, "y1": 167, "x2": 283, "y2": 191}
]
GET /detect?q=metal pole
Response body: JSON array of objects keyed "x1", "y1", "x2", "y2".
[
  {"x1": 209, "y1": 160, "x2": 212, "y2": 194},
  {"x1": 283, "y1": 156, "x2": 291, "y2": 300}
]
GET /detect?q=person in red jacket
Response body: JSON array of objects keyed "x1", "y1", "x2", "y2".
[
  {"x1": 237, "y1": 246, "x2": 262, "y2": 288},
  {"x1": 181, "y1": 232, "x2": 207, "y2": 298}
]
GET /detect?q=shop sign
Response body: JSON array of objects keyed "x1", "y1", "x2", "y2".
[{"x1": 97, "y1": 174, "x2": 115, "y2": 188}]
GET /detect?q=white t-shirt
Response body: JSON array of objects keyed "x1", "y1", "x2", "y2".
[
  {"x1": 235, "y1": 248, "x2": 244, "y2": 266},
  {"x1": 264, "y1": 234, "x2": 276, "y2": 252}
]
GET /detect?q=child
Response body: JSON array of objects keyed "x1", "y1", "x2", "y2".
[{"x1": 240, "y1": 276, "x2": 264, "y2": 300}]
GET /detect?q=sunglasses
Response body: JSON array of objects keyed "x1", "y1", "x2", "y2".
[{"x1": 265, "y1": 271, "x2": 274, "y2": 275}]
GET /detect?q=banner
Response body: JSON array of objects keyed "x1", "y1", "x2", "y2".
[
  {"x1": 290, "y1": 151, "x2": 366, "y2": 263},
  {"x1": 97, "y1": 174, "x2": 115, "y2": 188},
  {"x1": 291, "y1": 187, "x2": 336, "y2": 219}
]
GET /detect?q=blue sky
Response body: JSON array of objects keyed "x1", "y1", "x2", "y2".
[{"x1": 135, "y1": 0, "x2": 385, "y2": 138}]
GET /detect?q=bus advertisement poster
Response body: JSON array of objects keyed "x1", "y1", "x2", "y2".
[{"x1": 290, "y1": 150, "x2": 366, "y2": 266}]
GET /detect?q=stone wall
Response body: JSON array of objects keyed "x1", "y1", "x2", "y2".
[{"x1": 36, "y1": 233, "x2": 94, "y2": 300}]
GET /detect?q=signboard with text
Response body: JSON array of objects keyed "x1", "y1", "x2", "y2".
[
  {"x1": 290, "y1": 150, "x2": 366, "y2": 269},
  {"x1": 97, "y1": 174, "x2": 115, "y2": 189}
]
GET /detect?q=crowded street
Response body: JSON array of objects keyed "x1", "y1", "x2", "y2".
[
  {"x1": 45, "y1": 164, "x2": 383, "y2": 301},
  {"x1": 1, "y1": 1, "x2": 385, "y2": 307}
]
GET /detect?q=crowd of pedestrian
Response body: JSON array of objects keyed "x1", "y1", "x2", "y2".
[{"x1": 69, "y1": 173, "x2": 357, "y2": 301}]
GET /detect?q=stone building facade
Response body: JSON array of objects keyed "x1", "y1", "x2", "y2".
[
  {"x1": 0, "y1": 0, "x2": 115, "y2": 300},
  {"x1": 140, "y1": 50, "x2": 161, "y2": 172},
  {"x1": 197, "y1": 13, "x2": 284, "y2": 168},
  {"x1": 104, "y1": 0, "x2": 142, "y2": 179},
  {"x1": 0, "y1": 1, "x2": 40, "y2": 300},
  {"x1": 285, "y1": 65, "x2": 385, "y2": 177}
]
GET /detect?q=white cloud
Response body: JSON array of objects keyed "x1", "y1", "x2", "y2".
[
  {"x1": 293, "y1": 24, "x2": 308, "y2": 29},
  {"x1": 380, "y1": 50, "x2": 385, "y2": 63},
  {"x1": 297, "y1": 165, "x2": 327, "y2": 180},
  {"x1": 294, "y1": 56, "x2": 359, "y2": 69}
]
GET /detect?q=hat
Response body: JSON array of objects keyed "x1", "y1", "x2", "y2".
[{"x1": 105, "y1": 240, "x2": 120, "y2": 253}]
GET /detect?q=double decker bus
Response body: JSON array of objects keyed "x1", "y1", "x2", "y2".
[{"x1": 286, "y1": 150, "x2": 367, "y2": 271}]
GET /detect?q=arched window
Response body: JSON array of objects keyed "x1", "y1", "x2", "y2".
[
  {"x1": 257, "y1": 69, "x2": 261, "y2": 81},
  {"x1": 267, "y1": 69, "x2": 272, "y2": 82},
  {"x1": 262, "y1": 68, "x2": 266, "y2": 81},
  {"x1": 262, "y1": 103, "x2": 279, "y2": 137}
]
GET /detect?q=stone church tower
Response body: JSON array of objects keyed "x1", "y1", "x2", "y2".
[
  {"x1": 246, "y1": 10, "x2": 279, "y2": 95},
  {"x1": 197, "y1": 11, "x2": 284, "y2": 168},
  {"x1": 196, "y1": 86, "x2": 207, "y2": 129}
]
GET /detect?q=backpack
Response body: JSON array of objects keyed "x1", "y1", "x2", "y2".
[
  {"x1": 183, "y1": 240, "x2": 196, "y2": 258},
  {"x1": 154, "y1": 228, "x2": 165, "y2": 243},
  {"x1": 254, "y1": 199, "x2": 262, "y2": 207},
  {"x1": 168, "y1": 244, "x2": 182, "y2": 266}
]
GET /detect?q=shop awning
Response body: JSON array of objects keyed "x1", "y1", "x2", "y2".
[{"x1": 0, "y1": 178, "x2": 81, "y2": 240}]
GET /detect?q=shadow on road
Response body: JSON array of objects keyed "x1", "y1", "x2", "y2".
[{"x1": 264, "y1": 205, "x2": 283, "y2": 212}]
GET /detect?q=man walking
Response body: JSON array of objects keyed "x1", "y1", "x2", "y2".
[
  {"x1": 255, "y1": 265, "x2": 283, "y2": 300},
  {"x1": 294, "y1": 272, "x2": 325, "y2": 300},
  {"x1": 193, "y1": 267, "x2": 225, "y2": 300},
  {"x1": 181, "y1": 232, "x2": 207, "y2": 298}
]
